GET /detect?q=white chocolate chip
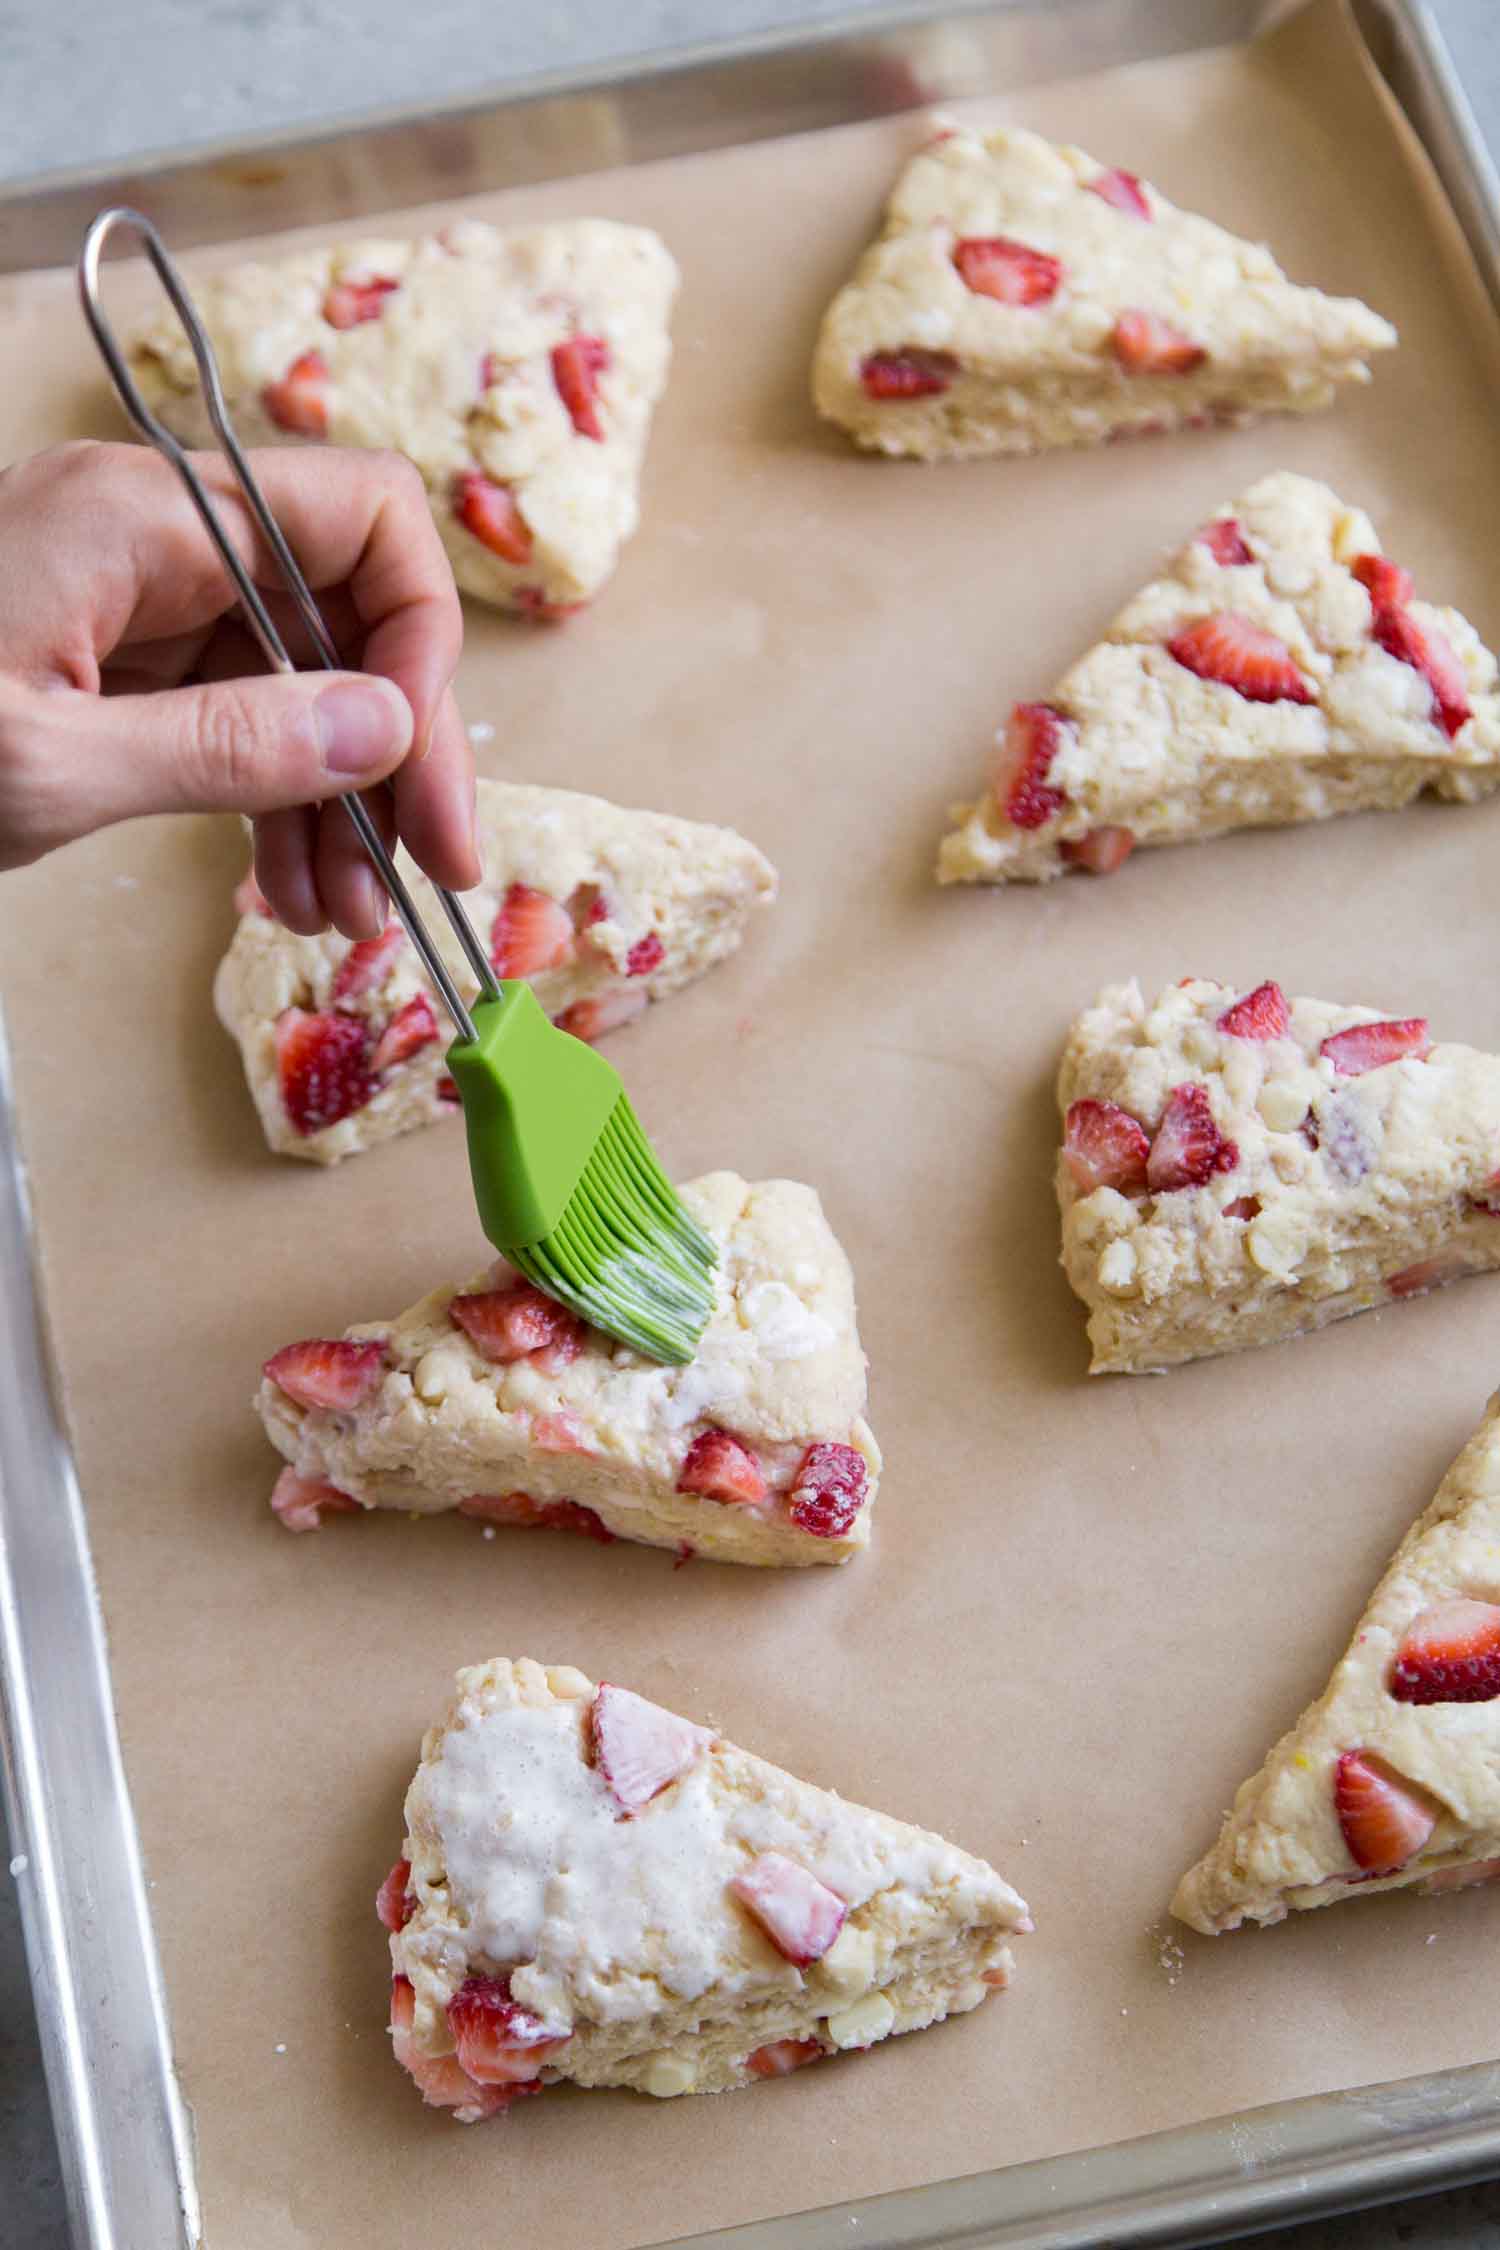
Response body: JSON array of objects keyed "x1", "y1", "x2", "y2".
[
  {"x1": 639, "y1": 2051, "x2": 697, "y2": 2098},
  {"x1": 811, "y1": 1920, "x2": 876, "y2": 2001},
  {"x1": 412, "y1": 1349, "x2": 466, "y2": 1405},
  {"x1": 1258, "y1": 1074, "x2": 1316, "y2": 1134},
  {"x1": 1248, "y1": 1205, "x2": 1308, "y2": 1280},
  {"x1": 1332, "y1": 508, "x2": 1379, "y2": 566},
  {"x1": 825, "y1": 1992, "x2": 896, "y2": 2050},
  {"x1": 1097, "y1": 1240, "x2": 1139, "y2": 1296}
]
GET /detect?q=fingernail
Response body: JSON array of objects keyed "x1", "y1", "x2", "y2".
[{"x1": 315, "y1": 681, "x2": 411, "y2": 776}]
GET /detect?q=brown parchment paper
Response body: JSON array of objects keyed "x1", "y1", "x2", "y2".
[{"x1": 5, "y1": 4, "x2": 1500, "y2": 2243}]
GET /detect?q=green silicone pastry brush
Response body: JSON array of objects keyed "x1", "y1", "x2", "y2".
[{"x1": 81, "y1": 204, "x2": 719, "y2": 1367}]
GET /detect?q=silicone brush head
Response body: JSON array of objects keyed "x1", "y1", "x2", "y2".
[{"x1": 445, "y1": 984, "x2": 717, "y2": 1365}]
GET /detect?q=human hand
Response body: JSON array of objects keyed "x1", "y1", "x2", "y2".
[{"x1": 0, "y1": 439, "x2": 481, "y2": 935}]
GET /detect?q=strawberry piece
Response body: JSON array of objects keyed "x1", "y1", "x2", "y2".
[
  {"x1": 1087, "y1": 167, "x2": 1151, "y2": 219},
  {"x1": 994, "y1": 701, "x2": 1071, "y2": 831},
  {"x1": 859, "y1": 348, "x2": 959, "y2": 399},
  {"x1": 390, "y1": 1976, "x2": 518, "y2": 2118},
  {"x1": 1319, "y1": 1018, "x2": 1431, "y2": 1075},
  {"x1": 1391, "y1": 1598, "x2": 1500, "y2": 1703},
  {"x1": 1059, "y1": 825, "x2": 1136, "y2": 875},
  {"x1": 371, "y1": 993, "x2": 439, "y2": 1074},
  {"x1": 1218, "y1": 981, "x2": 1290, "y2": 1040},
  {"x1": 447, "y1": 1972, "x2": 568, "y2": 2085},
  {"x1": 588, "y1": 1683, "x2": 713, "y2": 1815},
  {"x1": 1352, "y1": 551, "x2": 1414, "y2": 611},
  {"x1": 1423, "y1": 1856, "x2": 1500, "y2": 1893},
  {"x1": 274, "y1": 1007, "x2": 373, "y2": 1133},
  {"x1": 449, "y1": 1283, "x2": 586, "y2": 1366},
  {"x1": 1198, "y1": 518, "x2": 1254, "y2": 567},
  {"x1": 376, "y1": 1858, "x2": 414, "y2": 1932},
  {"x1": 555, "y1": 989, "x2": 648, "y2": 1043},
  {"x1": 489, "y1": 882, "x2": 575, "y2": 977},
  {"x1": 458, "y1": 1491, "x2": 614, "y2": 1542},
  {"x1": 233, "y1": 870, "x2": 272, "y2": 917},
  {"x1": 514, "y1": 586, "x2": 588, "y2": 624},
  {"x1": 747, "y1": 2039, "x2": 825, "y2": 2079},
  {"x1": 570, "y1": 885, "x2": 612, "y2": 931},
  {"x1": 454, "y1": 470, "x2": 533, "y2": 565},
  {"x1": 626, "y1": 931, "x2": 665, "y2": 977},
  {"x1": 1371, "y1": 605, "x2": 1471, "y2": 739},
  {"x1": 787, "y1": 1442, "x2": 869, "y2": 1538},
  {"x1": 730, "y1": 1852, "x2": 847, "y2": 1967},
  {"x1": 1167, "y1": 613, "x2": 1313, "y2": 704},
  {"x1": 1388, "y1": 1251, "x2": 1472, "y2": 1300},
  {"x1": 262, "y1": 350, "x2": 331, "y2": 435},
  {"x1": 269, "y1": 1466, "x2": 362, "y2": 1532},
  {"x1": 551, "y1": 335, "x2": 610, "y2": 439},
  {"x1": 678, "y1": 1428, "x2": 767, "y2": 1506},
  {"x1": 436, "y1": 1073, "x2": 461, "y2": 1104},
  {"x1": 1223, "y1": 1195, "x2": 1261, "y2": 1221},
  {"x1": 323, "y1": 274, "x2": 399, "y2": 328},
  {"x1": 1062, "y1": 1098, "x2": 1150, "y2": 1194},
  {"x1": 952, "y1": 236, "x2": 1062, "y2": 306},
  {"x1": 263, "y1": 1336, "x2": 386, "y2": 1410},
  {"x1": 332, "y1": 922, "x2": 405, "y2": 1001},
  {"x1": 1334, "y1": 1750, "x2": 1436, "y2": 1873},
  {"x1": 1109, "y1": 309, "x2": 1205, "y2": 374},
  {"x1": 1146, "y1": 1084, "x2": 1239, "y2": 1193},
  {"x1": 533, "y1": 1410, "x2": 590, "y2": 1454}
]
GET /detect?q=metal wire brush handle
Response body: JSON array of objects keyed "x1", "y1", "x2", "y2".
[{"x1": 77, "y1": 205, "x2": 499, "y2": 1047}]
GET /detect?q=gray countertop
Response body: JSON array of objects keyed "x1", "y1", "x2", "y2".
[{"x1": 5, "y1": 2, "x2": 1500, "y2": 2245}]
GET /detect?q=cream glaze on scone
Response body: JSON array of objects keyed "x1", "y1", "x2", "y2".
[
  {"x1": 815, "y1": 123, "x2": 1394, "y2": 461},
  {"x1": 1175, "y1": 1396, "x2": 1500, "y2": 1932},
  {"x1": 127, "y1": 217, "x2": 676, "y2": 612},
  {"x1": 1057, "y1": 978, "x2": 1500, "y2": 1375},
  {"x1": 940, "y1": 473, "x2": 1500, "y2": 884},
  {"x1": 258, "y1": 1174, "x2": 881, "y2": 1565},
  {"x1": 383, "y1": 1658, "x2": 1030, "y2": 2116},
  {"x1": 216, "y1": 779, "x2": 776, "y2": 1163}
]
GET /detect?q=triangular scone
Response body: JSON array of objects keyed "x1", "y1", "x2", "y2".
[
  {"x1": 940, "y1": 472, "x2": 1500, "y2": 884},
  {"x1": 813, "y1": 124, "x2": 1394, "y2": 462},
  {"x1": 1058, "y1": 977, "x2": 1500, "y2": 1376},
  {"x1": 379, "y1": 1657, "x2": 1030, "y2": 2118},
  {"x1": 127, "y1": 217, "x2": 675, "y2": 615},
  {"x1": 1175, "y1": 1396, "x2": 1500, "y2": 1933},
  {"x1": 217, "y1": 779, "x2": 775, "y2": 1164},
  {"x1": 257, "y1": 1174, "x2": 879, "y2": 1566}
]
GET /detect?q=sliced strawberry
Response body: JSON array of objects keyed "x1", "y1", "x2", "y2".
[
  {"x1": 390, "y1": 1976, "x2": 518, "y2": 2118},
  {"x1": 1423, "y1": 1856, "x2": 1500, "y2": 1893},
  {"x1": 588, "y1": 1682, "x2": 713, "y2": 1815},
  {"x1": 747, "y1": 2039, "x2": 825, "y2": 2079},
  {"x1": 370, "y1": 993, "x2": 439, "y2": 1074},
  {"x1": 1146, "y1": 1084, "x2": 1238, "y2": 1193},
  {"x1": 454, "y1": 470, "x2": 534, "y2": 565},
  {"x1": 555, "y1": 989, "x2": 648, "y2": 1043},
  {"x1": 262, "y1": 350, "x2": 331, "y2": 435},
  {"x1": 570, "y1": 885, "x2": 612, "y2": 931},
  {"x1": 1218, "y1": 981, "x2": 1290, "y2": 1040},
  {"x1": 1334, "y1": 1750, "x2": 1436, "y2": 1873},
  {"x1": 1391, "y1": 1598, "x2": 1500, "y2": 1703},
  {"x1": 263, "y1": 1336, "x2": 386, "y2": 1410},
  {"x1": 1059, "y1": 825, "x2": 1136, "y2": 875},
  {"x1": 1110, "y1": 309, "x2": 1205, "y2": 374},
  {"x1": 269, "y1": 1466, "x2": 362, "y2": 1532},
  {"x1": 1063, "y1": 1098, "x2": 1150, "y2": 1194},
  {"x1": 448, "y1": 1972, "x2": 568, "y2": 2085},
  {"x1": 376, "y1": 1857, "x2": 414, "y2": 1932},
  {"x1": 626, "y1": 931, "x2": 665, "y2": 977},
  {"x1": 787, "y1": 1441, "x2": 868, "y2": 1538},
  {"x1": 551, "y1": 335, "x2": 610, "y2": 439},
  {"x1": 274, "y1": 1007, "x2": 373, "y2": 1133},
  {"x1": 1387, "y1": 1251, "x2": 1472, "y2": 1300},
  {"x1": 513, "y1": 586, "x2": 588, "y2": 624},
  {"x1": 458, "y1": 1491, "x2": 614, "y2": 1542},
  {"x1": 678, "y1": 1428, "x2": 767, "y2": 1506},
  {"x1": 233, "y1": 870, "x2": 273, "y2": 917},
  {"x1": 332, "y1": 922, "x2": 405, "y2": 1001},
  {"x1": 1087, "y1": 167, "x2": 1151, "y2": 218},
  {"x1": 952, "y1": 236, "x2": 1061, "y2": 306},
  {"x1": 1198, "y1": 518, "x2": 1254, "y2": 567},
  {"x1": 730, "y1": 1852, "x2": 847, "y2": 1967},
  {"x1": 436, "y1": 1073, "x2": 461, "y2": 1104},
  {"x1": 489, "y1": 882, "x2": 575, "y2": 977},
  {"x1": 450, "y1": 1283, "x2": 586, "y2": 1367},
  {"x1": 1319, "y1": 1018, "x2": 1431, "y2": 1075},
  {"x1": 1352, "y1": 551, "x2": 1414, "y2": 611},
  {"x1": 533, "y1": 1410, "x2": 590, "y2": 1454},
  {"x1": 1167, "y1": 613, "x2": 1313, "y2": 704},
  {"x1": 1371, "y1": 605, "x2": 1471, "y2": 739},
  {"x1": 994, "y1": 701, "x2": 1071, "y2": 830},
  {"x1": 859, "y1": 348, "x2": 958, "y2": 400},
  {"x1": 323, "y1": 274, "x2": 399, "y2": 328}
]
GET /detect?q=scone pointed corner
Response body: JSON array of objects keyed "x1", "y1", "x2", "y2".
[
  {"x1": 381, "y1": 1657, "x2": 1031, "y2": 2118},
  {"x1": 939, "y1": 471, "x2": 1500, "y2": 887}
]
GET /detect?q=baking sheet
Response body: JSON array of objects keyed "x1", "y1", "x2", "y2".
[{"x1": 5, "y1": 2, "x2": 1500, "y2": 2242}]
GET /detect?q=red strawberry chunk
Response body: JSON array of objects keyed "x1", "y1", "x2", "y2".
[
  {"x1": 1146, "y1": 1084, "x2": 1238, "y2": 1193},
  {"x1": 626, "y1": 931, "x2": 665, "y2": 977},
  {"x1": 952, "y1": 236, "x2": 1062, "y2": 306},
  {"x1": 269, "y1": 1466, "x2": 362, "y2": 1532},
  {"x1": 454, "y1": 470, "x2": 534, "y2": 565},
  {"x1": 436, "y1": 1073, "x2": 461, "y2": 1104},
  {"x1": 1334, "y1": 1750, "x2": 1436, "y2": 1873},
  {"x1": 1352, "y1": 551, "x2": 1414, "y2": 611},
  {"x1": 1198, "y1": 518, "x2": 1254, "y2": 567},
  {"x1": 859, "y1": 348, "x2": 958, "y2": 400},
  {"x1": 1110, "y1": 309, "x2": 1205, "y2": 373},
  {"x1": 332, "y1": 922, "x2": 405, "y2": 1001},
  {"x1": 551, "y1": 335, "x2": 610, "y2": 439},
  {"x1": 747, "y1": 2039, "x2": 825, "y2": 2079},
  {"x1": 1391, "y1": 1598, "x2": 1500, "y2": 1703},
  {"x1": 555, "y1": 989, "x2": 648, "y2": 1043},
  {"x1": 489, "y1": 882, "x2": 575, "y2": 977},
  {"x1": 1063, "y1": 1098, "x2": 1150, "y2": 1195},
  {"x1": 1372, "y1": 605, "x2": 1471, "y2": 739},
  {"x1": 533, "y1": 1409, "x2": 590, "y2": 1455},
  {"x1": 323, "y1": 274, "x2": 399, "y2": 328},
  {"x1": 1223, "y1": 1195, "x2": 1261, "y2": 1221},
  {"x1": 678, "y1": 1428, "x2": 767, "y2": 1506},
  {"x1": 263, "y1": 1336, "x2": 386, "y2": 1410},
  {"x1": 787, "y1": 1441, "x2": 869, "y2": 1538},
  {"x1": 274, "y1": 1007, "x2": 373, "y2": 1133},
  {"x1": 1218, "y1": 981, "x2": 1290, "y2": 1040},
  {"x1": 571, "y1": 885, "x2": 612, "y2": 931},
  {"x1": 1087, "y1": 167, "x2": 1151, "y2": 219},
  {"x1": 1167, "y1": 613, "x2": 1313, "y2": 704},
  {"x1": 994, "y1": 701, "x2": 1071, "y2": 830},
  {"x1": 1059, "y1": 825, "x2": 1136, "y2": 875},
  {"x1": 1319, "y1": 1018, "x2": 1431, "y2": 1075},
  {"x1": 390, "y1": 1976, "x2": 518, "y2": 2118},
  {"x1": 371, "y1": 993, "x2": 439, "y2": 1074},
  {"x1": 448, "y1": 1973, "x2": 568, "y2": 2085},
  {"x1": 376, "y1": 1857, "x2": 414, "y2": 1932},
  {"x1": 262, "y1": 350, "x2": 331, "y2": 435},
  {"x1": 458, "y1": 1491, "x2": 614, "y2": 1543},
  {"x1": 450, "y1": 1283, "x2": 586, "y2": 1367},
  {"x1": 731, "y1": 1852, "x2": 847, "y2": 1967},
  {"x1": 1388, "y1": 1251, "x2": 1473, "y2": 1301},
  {"x1": 233, "y1": 870, "x2": 272, "y2": 918},
  {"x1": 588, "y1": 1682, "x2": 713, "y2": 1815},
  {"x1": 514, "y1": 586, "x2": 588, "y2": 624}
]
